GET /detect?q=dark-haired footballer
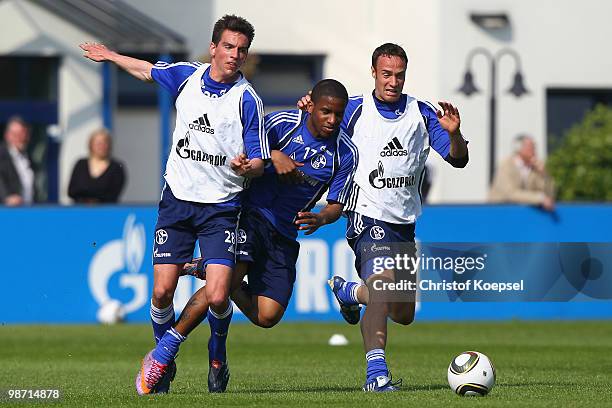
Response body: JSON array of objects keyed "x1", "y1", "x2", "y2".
[
  {"x1": 81, "y1": 14, "x2": 269, "y2": 395},
  {"x1": 150, "y1": 78, "x2": 358, "y2": 393},
  {"x1": 320, "y1": 43, "x2": 469, "y2": 392}
]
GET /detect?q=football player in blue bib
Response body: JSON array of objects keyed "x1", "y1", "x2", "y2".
[
  {"x1": 81, "y1": 15, "x2": 269, "y2": 395},
  {"x1": 144, "y1": 79, "x2": 357, "y2": 392}
]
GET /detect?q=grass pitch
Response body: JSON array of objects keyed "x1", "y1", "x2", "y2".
[{"x1": 1, "y1": 321, "x2": 611, "y2": 407}]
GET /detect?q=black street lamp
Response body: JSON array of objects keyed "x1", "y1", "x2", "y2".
[{"x1": 457, "y1": 47, "x2": 529, "y2": 184}]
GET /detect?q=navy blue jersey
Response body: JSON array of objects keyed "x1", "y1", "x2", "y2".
[
  {"x1": 151, "y1": 61, "x2": 266, "y2": 160},
  {"x1": 341, "y1": 93, "x2": 459, "y2": 159},
  {"x1": 245, "y1": 110, "x2": 358, "y2": 239}
]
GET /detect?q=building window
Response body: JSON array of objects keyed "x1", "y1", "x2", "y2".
[
  {"x1": 0, "y1": 56, "x2": 60, "y2": 202},
  {"x1": 547, "y1": 88, "x2": 612, "y2": 152},
  {"x1": 249, "y1": 54, "x2": 325, "y2": 109},
  {"x1": 0, "y1": 56, "x2": 58, "y2": 102},
  {"x1": 116, "y1": 53, "x2": 325, "y2": 109}
]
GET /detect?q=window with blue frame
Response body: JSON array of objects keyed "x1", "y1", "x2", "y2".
[
  {"x1": 249, "y1": 54, "x2": 325, "y2": 109},
  {"x1": 547, "y1": 88, "x2": 612, "y2": 153},
  {"x1": 0, "y1": 56, "x2": 59, "y2": 203}
]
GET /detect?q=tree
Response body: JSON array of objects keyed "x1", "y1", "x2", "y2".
[{"x1": 547, "y1": 105, "x2": 612, "y2": 201}]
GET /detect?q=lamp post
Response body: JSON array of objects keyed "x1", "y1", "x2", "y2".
[{"x1": 457, "y1": 47, "x2": 529, "y2": 184}]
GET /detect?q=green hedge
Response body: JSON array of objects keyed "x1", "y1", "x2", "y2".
[{"x1": 547, "y1": 104, "x2": 612, "y2": 201}]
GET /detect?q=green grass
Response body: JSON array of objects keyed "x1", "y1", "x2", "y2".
[{"x1": 1, "y1": 321, "x2": 611, "y2": 407}]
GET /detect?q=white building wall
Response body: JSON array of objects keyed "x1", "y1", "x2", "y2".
[
  {"x1": 122, "y1": 0, "x2": 213, "y2": 60},
  {"x1": 207, "y1": 0, "x2": 440, "y2": 100},
  {"x1": 206, "y1": 0, "x2": 612, "y2": 203},
  {"x1": 3, "y1": 0, "x2": 611, "y2": 204},
  {"x1": 433, "y1": 0, "x2": 612, "y2": 202},
  {"x1": 113, "y1": 109, "x2": 162, "y2": 203}
]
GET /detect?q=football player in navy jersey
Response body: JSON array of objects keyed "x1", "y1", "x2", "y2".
[
  {"x1": 226, "y1": 78, "x2": 358, "y2": 329},
  {"x1": 300, "y1": 43, "x2": 468, "y2": 392},
  {"x1": 81, "y1": 15, "x2": 269, "y2": 395},
  {"x1": 142, "y1": 79, "x2": 357, "y2": 392}
]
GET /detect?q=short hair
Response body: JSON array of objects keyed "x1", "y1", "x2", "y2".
[
  {"x1": 212, "y1": 15, "x2": 255, "y2": 47},
  {"x1": 311, "y1": 79, "x2": 349, "y2": 104},
  {"x1": 513, "y1": 133, "x2": 533, "y2": 152},
  {"x1": 371, "y1": 43, "x2": 408, "y2": 69},
  {"x1": 6, "y1": 115, "x2": 29, "y2": 130},
  {"x1": 88, "y1": 128, "x2": 112, "y2": 154}
]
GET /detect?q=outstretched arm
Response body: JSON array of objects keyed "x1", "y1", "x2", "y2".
[{"x1": 80, "y1": 42, "x2": 154, "y2": 82}]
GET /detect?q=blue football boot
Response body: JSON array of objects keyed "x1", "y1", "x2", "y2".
[
  {"x1": 208, "y1": 359, "x2": 230, "y2": 393},
  {"x1": 362, "y1": 373, "x2": 402, "y2": 392},
  {"x1": 328, "y1": 276, "x2": 361, "y2": 325}
]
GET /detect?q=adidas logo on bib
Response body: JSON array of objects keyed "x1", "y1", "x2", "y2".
[
  {"x1": 380, "y1": 137, "x2": 408, "y2": 157},
  {"x1": 189, "y1": 114, "x2": 215, "y2": 134}
]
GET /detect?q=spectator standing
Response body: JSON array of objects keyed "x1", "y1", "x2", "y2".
[{"x1": 68, "y1": 128, "x2": 126, "y2": 203}]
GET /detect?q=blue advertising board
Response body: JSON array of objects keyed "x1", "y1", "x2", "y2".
[{"x1": 1, "y1": 204, "x2": 611, "y2": 323}]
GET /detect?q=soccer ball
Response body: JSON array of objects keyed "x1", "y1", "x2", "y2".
[
  {"x1": 447, "y1": 351, "x2": 496, "y2": 396},
  {"x1": 96, "y1": 299, "x2": 126, "y2": 324}
]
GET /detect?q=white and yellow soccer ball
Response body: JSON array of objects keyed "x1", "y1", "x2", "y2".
[{"x1": 447, "y1": 351, "x2": 496, "y2": 396}]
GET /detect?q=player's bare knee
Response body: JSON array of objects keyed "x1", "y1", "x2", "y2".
[
  {"x1": 390, "y1": 306, "x2": 415, "y2": 325},
  {"x1": 256, "y1": 315, "x2": 280, "y2": 329},
  {"x1": 366, "y1": 274, "x2": 394, "y2": 305},
  {"x1": 393, "y1": 313, "x2": 415, "y2": 326},
  {"x1": 207, "y1": 289, "x2": 229, "y2": 308},
  {"x1": 205, "y1": 284, "x2": 229, "y2": 308},
  {"x1": 152, "y1": 285, "x2": 174, "y2": 305},
  {"x1": 257, "y1": 315, "x2": 282, "y2": 328},
  {"x1": 257, "y1": 309, "x2": 284, "y2": 328},
  {"x1": 208, "y1": 294, "x2": 229, "y2": 309}
]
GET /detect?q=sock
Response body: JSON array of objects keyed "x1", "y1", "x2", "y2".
[
  {"x1": 152, "y1": 327, "x2": 186, "y2": 365},
  {"x1": 338, "y1": 281, "x2": 361, "y2": 305},
  {"x1": 150, "y1": 301, "x2": 175, "y2": 344},
  {"x1": 366, "y1": 348, "x2": 389, "y2": 382},
  {"x1": 207, "y1": 303, "x2": 233, "y2": 363}
]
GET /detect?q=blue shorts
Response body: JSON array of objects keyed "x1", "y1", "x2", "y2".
[
  {"x1": 345, "y1": 211, "x2": 416, "y2": 280},
  {"x1": 153, "y1": 185, "x2": 240, "y2": 267},
  {"x1": 237, "y1": 209, "x2": 300, "y2": 308}
]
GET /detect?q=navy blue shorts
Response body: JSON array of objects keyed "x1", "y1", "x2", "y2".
[
  {"x1": 153, "y1": 185, "x2": 240, "y2": 267},
  {"x1": 237, "y1": 209, "x2": 300, "y2": 308},
  {"x1": 345, "y1": 211, "x2": 416, "y2": 280}
]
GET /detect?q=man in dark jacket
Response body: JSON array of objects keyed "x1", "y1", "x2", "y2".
[{"x1": 0, "y1": 117, "x2": 36, "y2": 206}]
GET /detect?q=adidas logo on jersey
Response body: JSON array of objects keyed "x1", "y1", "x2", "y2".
[
  {"x1": 189, "y1": 114, "x2": 215, "y2": 134},
  {"x1": 292, "y1": 135, "x2": 304, "y2": 145},
  {"x1": 380, "y1": 137, "x2": 408, "y2": 157}
]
